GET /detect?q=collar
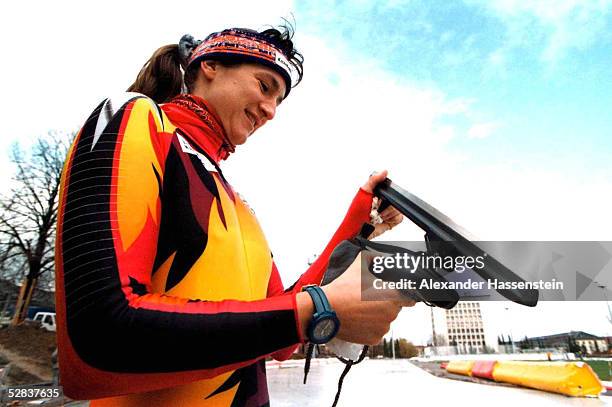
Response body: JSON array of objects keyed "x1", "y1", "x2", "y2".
[{"x1": 162, "y1": 94, "x2": 234, "y2": 162}]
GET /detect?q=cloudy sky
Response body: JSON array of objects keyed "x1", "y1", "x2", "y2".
[{"x1": 1, "y1": 0, "x2": 611, "y2": 344}]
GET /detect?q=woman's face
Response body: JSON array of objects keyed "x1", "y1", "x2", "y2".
[{"x1": 199, "y1": 62, "x2": 286, "y2": 146}]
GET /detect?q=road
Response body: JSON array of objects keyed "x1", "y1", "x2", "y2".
[{"x1": 268, "y1": 358, "x2": 611, "y2": 406}]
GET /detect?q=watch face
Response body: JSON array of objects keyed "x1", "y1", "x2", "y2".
[{"x1": 313, "y1": 317, "x2": 337, "y2": 341}]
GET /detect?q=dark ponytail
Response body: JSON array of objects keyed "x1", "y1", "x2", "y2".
[{"x1": 127, "y1": 44, "x2": 185, "y2": 104}]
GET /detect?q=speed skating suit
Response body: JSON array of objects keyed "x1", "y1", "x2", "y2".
[{"x1": 55, "y1": 93, "x2": 373, "y2": 406}]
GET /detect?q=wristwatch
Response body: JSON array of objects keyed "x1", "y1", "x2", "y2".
[{"x1": 302, "y1": 285, "x2": 340, "y2": 344}]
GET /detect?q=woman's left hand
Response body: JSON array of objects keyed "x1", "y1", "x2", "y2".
[{"x1": 361, "y1": 170, "x2": 404, "y2": 239}]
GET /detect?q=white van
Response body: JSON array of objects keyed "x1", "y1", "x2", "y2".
[{"x1": 33, "y1": 312, "x2": 56, "y2": 332}]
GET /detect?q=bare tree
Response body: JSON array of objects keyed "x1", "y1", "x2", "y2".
[{"x1": 0, "y1": 131, "x2": 71, "y2": 324}]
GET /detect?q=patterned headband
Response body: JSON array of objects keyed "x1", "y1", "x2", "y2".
[{"x1": 180, "y1": 28, "x2": 298, "y2": 98}]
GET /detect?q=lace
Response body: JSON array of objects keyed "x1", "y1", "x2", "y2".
[{"x1": 303, "y1": 344, "x2": 369, "y2": 407}]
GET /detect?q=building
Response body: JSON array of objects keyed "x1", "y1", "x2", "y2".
[
  {"x1": 426, "y1": 302, "x2": 489, "y2": 356},
  {"x1": 445, "y1": 301, "x2": 486, "y2": 353}
]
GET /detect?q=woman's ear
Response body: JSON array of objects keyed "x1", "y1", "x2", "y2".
[{"x1": 200, "y1": 60, "x2": 218, "y2": 81}]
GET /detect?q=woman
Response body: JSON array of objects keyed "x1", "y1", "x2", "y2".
[{"x1": 55, "y1": 25, "x2": 410, "y2": 406}]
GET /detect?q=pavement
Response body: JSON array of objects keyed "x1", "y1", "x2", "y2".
[{"x1": 267, "y1": 358, "x2": 612, "y2": 406}]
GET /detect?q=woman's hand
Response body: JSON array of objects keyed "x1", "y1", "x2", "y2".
[
  {"x1": 361, "y1": 170, "x2": 404, "y2": 239},
  {"x1": 296, "y1": 253, "x2": 416, "y2": 346},
  {"x1": 322, "y1": 254, "x2": 415, "y2": 345},
  {"x1": 360, "y1": 170, "x2": 388, "y2": 194}
]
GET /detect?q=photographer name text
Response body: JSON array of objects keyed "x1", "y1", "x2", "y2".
[{"x1": 372, "y1": 278, "x2": 563, "y2": 291}]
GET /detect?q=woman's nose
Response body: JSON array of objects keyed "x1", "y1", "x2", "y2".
[{"x1": 260, "y1": 99, "x2": 276, "y2": 121}]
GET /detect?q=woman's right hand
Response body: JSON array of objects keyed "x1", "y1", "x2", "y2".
[{"x1": 296, "y1": 254, "x2": 415, "y2": 345}]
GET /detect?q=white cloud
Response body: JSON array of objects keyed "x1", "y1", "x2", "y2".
[
  {"x1": 483, "y1": 48, "x2": 508, "y2": 79},
  {"x1": 473, "y1": 0, "x2": 612, "y2": 64},
  {"x1": 467, "y1": 121, "x2": 500, "y2": 139}
]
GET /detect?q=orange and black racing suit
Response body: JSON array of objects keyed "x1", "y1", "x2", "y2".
[{"x1": 55, "y1": 93, "x2": 373, "y2": 406}]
